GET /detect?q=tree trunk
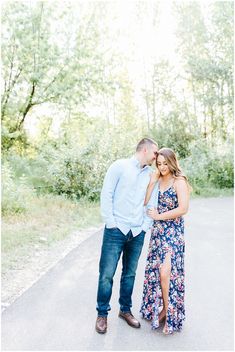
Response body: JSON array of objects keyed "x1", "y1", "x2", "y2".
[
  {"x1": 191, "y1": 75, "x2": 197, "y2": 116},
  {"x1": 142, "y1": 60, "x2": 150, "y2": 132},
  {"x1": 202, "y1": 84, "x2": 207, "y2": 139},
  {"x1": 220, "y1": 80, "x2": 226, "y2": 141},
  {"x1": 18, "y1": 81, "x2": 36, "y2": 130},
  {"x1": 152, "y1": 76, "x2": 156, "y2": 129},
  {"x1": 210, "y1": 105, "x2": 216, "y2": 146}
]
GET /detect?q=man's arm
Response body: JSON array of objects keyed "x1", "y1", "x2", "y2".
[
  {"x1": 100, "y1": 160, "x2": 123, "y2": 228},
  {"x1": 142, "y1": 182, "x2": 159, "y2": 232},
  {"x1": 144, "y1": 170, "x2": 160, "y2": 205}
]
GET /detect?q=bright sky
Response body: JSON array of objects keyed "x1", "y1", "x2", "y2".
[
  {"x1": 110, "y1": 1, "x2": 178, "y2": 68},
  {"x1": 108, "y1": 1, "x2": 180, "y2": 119}
]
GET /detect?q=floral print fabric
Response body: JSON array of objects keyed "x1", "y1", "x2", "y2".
[{"x1": 140, "y1": 185, "x2": 185, "y2": 333}]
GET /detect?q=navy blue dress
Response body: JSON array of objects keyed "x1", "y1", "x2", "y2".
[{"x1": 140, "y1": 186, "x2": 185, "y2": 333}]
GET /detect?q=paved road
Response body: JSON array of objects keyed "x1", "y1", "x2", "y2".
[{"x1": 1, "y1": 197, "x2": 234, "y2": 351}]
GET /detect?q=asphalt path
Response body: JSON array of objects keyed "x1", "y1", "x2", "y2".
[{"x1": 1, "y1": 197, "x2": 234, "y2": 351}]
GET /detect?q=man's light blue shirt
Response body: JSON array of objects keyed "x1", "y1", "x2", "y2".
[{"x1": 100, "y1": 156, "x2": 159, "y2": 237}]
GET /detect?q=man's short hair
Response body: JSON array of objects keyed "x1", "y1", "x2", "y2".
[{"x1": 136, "y1": 138, "x2": 158, "y2": 152}]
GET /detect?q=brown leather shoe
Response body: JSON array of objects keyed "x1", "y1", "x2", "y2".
[
  {"x1": 118, "y1": 310, "x2": 141, "y2": 328},
  {"x1": 95, "y1": 316, "x2": 107, "y2": 334}
]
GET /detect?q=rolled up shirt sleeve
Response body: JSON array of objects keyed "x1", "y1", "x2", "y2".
[{"x1": 100, "y1": 160, "x2": 122, "y2": 228}]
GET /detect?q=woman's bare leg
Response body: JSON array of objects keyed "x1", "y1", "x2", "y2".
[{"x1": 159, "y1": 252, "x2": 171, "y2": 331}]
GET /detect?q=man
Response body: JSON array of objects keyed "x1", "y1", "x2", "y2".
[{"x1": 95, "y1": 138, "x2": 159, "y2": 334}]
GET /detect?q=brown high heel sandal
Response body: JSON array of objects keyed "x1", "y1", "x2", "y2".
[{"x1": 163, "y1": 324, "x2": 171, "y2": 335}]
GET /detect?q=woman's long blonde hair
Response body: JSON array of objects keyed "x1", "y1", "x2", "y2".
[{"x1": 157, "y1": 147, "x2": 192, "y2": 191}]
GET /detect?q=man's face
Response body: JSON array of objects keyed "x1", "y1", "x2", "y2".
[{"x1": 144, "y1": 144, "x2": 158, "y2": 166}]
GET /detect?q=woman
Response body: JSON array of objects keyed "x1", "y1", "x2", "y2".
[{"x1": 140, "y1": 147, "x2": 190, "y2": 334}]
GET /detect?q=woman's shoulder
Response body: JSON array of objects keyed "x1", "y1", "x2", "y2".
[{"x1": 174, "y1": 176, "x2": 187, "y2": 188}]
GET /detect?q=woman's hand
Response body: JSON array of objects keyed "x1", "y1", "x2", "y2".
[{"x1": 147, "y1": 208, "x2": 160, "y2": 220}]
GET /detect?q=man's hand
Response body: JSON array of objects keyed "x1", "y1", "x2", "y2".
[{"x1": 147, "y1": 208, "x2": 160, "y2": 220}]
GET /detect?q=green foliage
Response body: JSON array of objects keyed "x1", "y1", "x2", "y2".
[
  {"x1": 151, "y1": 112, "x2": 196, "y2": 158},
  {"x1": 174, "y1": 1, "x2": 233, "y2": 142},
  {"x1": 181, "y1": 141, "x2": 234, "y2": 194},
  {"x1": 3, "y1": 133, "x2": 233, "y2": 211},
  {"x1": 47, "y1": 146, "x2": 97, "y2": 200},
  {"x1": 1, "y1": 125, "x2": 29, "y2": 153},
  {"x1": 1, "y1": 1, "x2": 233, "y2": 204},
  {"x1": 208, "y1": 158, "x2": 234, "y2": 189},
  {"x1": 4, "y1": 151, "x2": 51, "y2": 193},
  {"x1": 1, "y1": 1, "x2": 116, "y2": 152},
  {"x1": 36, "y1": 127, "x2": 139, "y2": 201},
  {"x1": 2, "y1": 162, "x2": 35, "y2": 215}
]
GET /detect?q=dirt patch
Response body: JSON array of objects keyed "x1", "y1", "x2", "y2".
[{"x1": 1, "y1": 225, "x2": 103, "y2": 311}]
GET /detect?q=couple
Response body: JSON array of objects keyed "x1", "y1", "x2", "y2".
[{"x1": 95, "y1": 138, "x2": 190, "y2": 335}]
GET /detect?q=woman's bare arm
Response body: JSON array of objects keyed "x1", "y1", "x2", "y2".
[
  {"x1": 147, "y1": 178, "x2": 189, "y2": 219},
  {"x1": 144, "y1": 171, "x2": 160, "y2": 206}
]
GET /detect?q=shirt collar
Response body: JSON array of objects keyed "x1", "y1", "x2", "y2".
[{"x1": 130, "y1": 155, "x2": 149, "y2": 170}]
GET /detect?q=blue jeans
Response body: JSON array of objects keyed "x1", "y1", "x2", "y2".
[{"x1": 96, "y1": 226, "x2": 145, "y2": 317}]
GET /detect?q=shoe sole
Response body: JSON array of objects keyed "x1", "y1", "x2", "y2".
[
  {"x1": 95, "y1": 328, "x2": 107, "y2": 334},
  {"x1": 118, "y1": 314, "x2": 141, "y2": 328}
]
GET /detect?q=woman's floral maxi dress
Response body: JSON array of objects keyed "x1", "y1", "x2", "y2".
[{"x1": 140, "y1": 185, "x2": 185, "y2": 334}]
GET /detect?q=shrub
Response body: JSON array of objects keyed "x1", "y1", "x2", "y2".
[
  {"x1": 151, "y1": 112, "x2": 196, "y2": 158},
  {"x1": 3, "y1": 131, "x2": 233, "y2": 206},
  {"x1": 208, "y1": 158, "x2": 234, "y2": 188},
  {"x1": 1, "y1": 162, "x2": 35, "y2": 215},
  {"x1": 181, "y1": 140, "x2": 234, "y2": 193}
]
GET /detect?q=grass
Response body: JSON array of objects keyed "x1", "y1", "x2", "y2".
[
  {"x1": 191, "y1": 187, "x2": 233, "y2": 198},
  {"x1": 1, "y1": 194, "x2": 102, "y2": 272}
]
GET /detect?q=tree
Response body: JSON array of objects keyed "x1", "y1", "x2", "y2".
[
  {"x1": 1, "y1": 1, "x2": 117, "y2": 151},
  {"x1": 173, "y1": 1, "x2": 233, "y2": 145}
]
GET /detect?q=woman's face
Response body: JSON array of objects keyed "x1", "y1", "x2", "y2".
[{"x1": 157, "y1": 155, "x2": 171, "y2": 176}]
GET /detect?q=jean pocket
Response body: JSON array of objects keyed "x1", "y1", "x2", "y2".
[{"x1": 105, "y1": 227, "x2": 121, "y2": 235}]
